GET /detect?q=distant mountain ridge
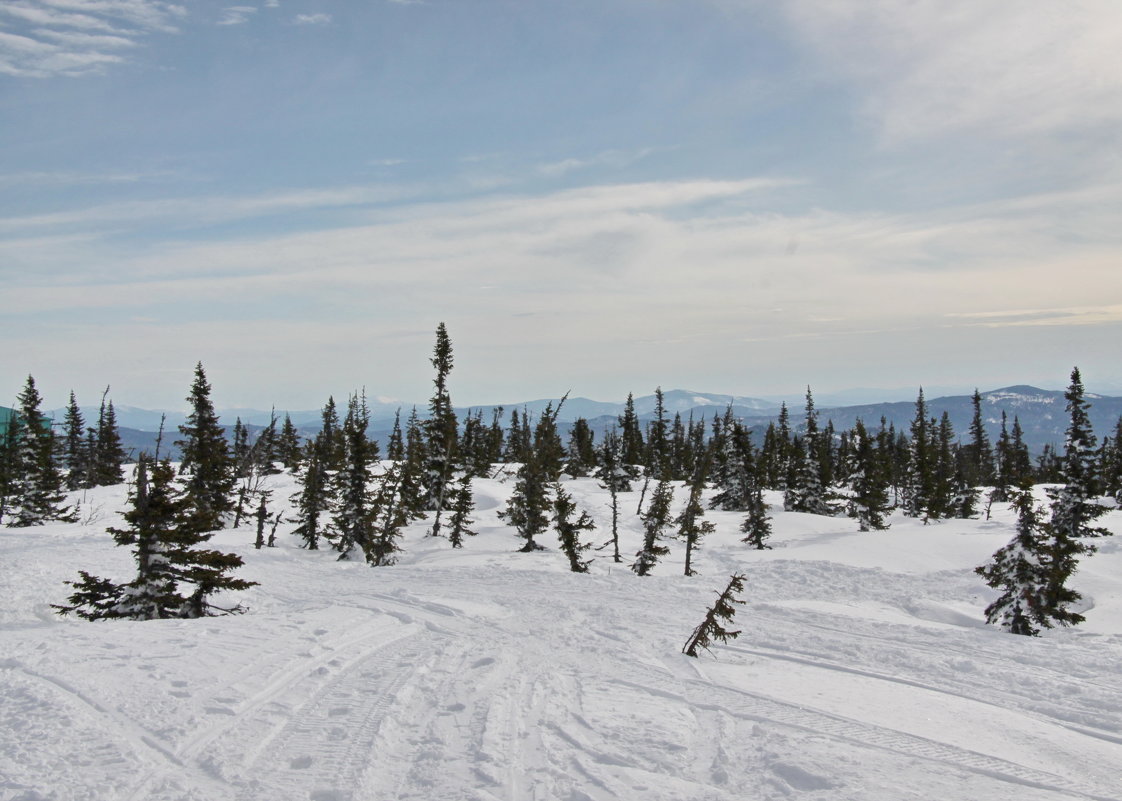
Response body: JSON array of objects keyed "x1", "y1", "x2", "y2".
[{"x1": 51, "y1": 385, "x2": 1122, "y2": 459}]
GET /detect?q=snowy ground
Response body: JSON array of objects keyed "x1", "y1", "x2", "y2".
[{"x1": 3, "y1": 470, "x2": 1122, "y2": 801}]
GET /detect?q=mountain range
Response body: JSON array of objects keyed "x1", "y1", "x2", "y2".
[{"x1": 51, "y1": 386, "x2": 1122, "y2": 461}]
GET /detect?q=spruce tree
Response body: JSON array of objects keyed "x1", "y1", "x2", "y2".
[
  {"x1": 277, "y1": 413, "x2": 303, "y2": 471},
  {"x1": 646, "y1": 387, "x2": 670, "y2": 480},
  {"x1": 677, "y1": 463, "x2": 715, "y2": 576},
  {"x1": 595, "y1": 429, "x2": 629, "y2": 563},
  {"x1": 291, "y1": 433, "x2": 330, "y2": 550},
  {"x1": 56, "y1": 455, "x2": 255, "y2": 619},
  {"x1": 424, "y1": 322, "x2": 458, "y2": 523},
  {"x1": 446, "y1": 473, "x2": 477, "y2": 548},
  {"x1": 62, "y1": 391, "x2": 88, "y2": 491},
  {"x1": 92, "y1": 393, "x2": 127, "y2": 487},
  {"x1": 784, "y1": 388, "x2": 833, "y2": 515},
  {"x1": 499, "y1": 403, "x2": 565, "y2": 553},
  {"x1": 1041, "y1": 368, "x2": 1112, "y2": 625},
  {"x1": 976, "y1": 489, "x2": 1050, "y2": 636},
  {"x1": 682, "y1": 573, "x2": 746, "y2": 657},
  {"x1": 632, "y1": 478, "x2": 673, "y2": 576},
  {"x1": 7, "y1": 376, "x2": 69, "y2": 527},
  {"x1": 565, "y1": 417, "x2": 597, "y2": 478},
  {"x1": 848, "y1": 419, "x2": 891, "y2": 531},
  {"x1": 739, "y1": 479, "x2": 773, "y2": 549},
  {"x1": 710, "y1": 408, "x2": 755, "y2": 511},
  {"x1": 331, "y1": 391, "x2": 381, "y2": 562},
  {"x1": 318, "y1": 396, "x2": 345, "y2": 471},
  {"x1": 1101, "y1": 416, "x2": 1122, "y2": 503},
  {"x1": 176, "y1": 364, "x2": 235, "y2": 532},
  {"x1": 617, "y1": 393, "x2": 645, "y2": 470},
  {"x1": 963, "y1": 389, "x2": 995, "y2": 487},
  {"x1": 904, "y1": 389, "x2": 935, "y2": 520},
  {"x1": 553, "y1": 484, "x2": 594, "y2": 572}
]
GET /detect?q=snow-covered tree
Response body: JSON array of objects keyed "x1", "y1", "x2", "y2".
[
  {"x1": 1041, "y1": 367, "x2": 1111, "y2": 625},
  {"x1": 976, "y1": 490, "x2": 1050, "y2": 636},
  {"x1": 56, "y1": 455, "x2": 255, "y2": 620},
  {"x1": 847, "y1": 419, "x2": 891, "y2": 531}
]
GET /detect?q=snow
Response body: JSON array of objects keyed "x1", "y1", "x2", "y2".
[{"x1": 3, "y1": 472, "x2": 1122, "y2": 801}]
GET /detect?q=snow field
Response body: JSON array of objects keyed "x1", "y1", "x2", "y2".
[{"x1": 2, "y1": 469, "x2": 1122, "y2": 801}]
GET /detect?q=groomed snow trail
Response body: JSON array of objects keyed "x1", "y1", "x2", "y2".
[{"x1": 3, "y1": 475, "x2": 1122, "y2": 801}]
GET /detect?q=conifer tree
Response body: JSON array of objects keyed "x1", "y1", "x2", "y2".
[
  {"x1": 176, "y1": 364, "x2": 235, "y2": 531},
  {"x1": 553, "y1": 484, "x2": 594, "y2": 572},
  {"x1": 784, "y1": 388, "x2": 833, "y2": 515},
  {"x1": 277, "y1": 413, "x2": 303, "y2": 470},
  {"x1": 319, "y1": 396, "x2": 345, "y2": 471},
  {"x1": 595, "y1": 429, "x2": 629, "y2": 563},
  {"x1": 682, "y1": 573, "x2": 746, "y2": 657},
  {"x1": 646, "y1": 387, "x2": 670, "y2": 480},
  {"x1": 990, "y1": 411, "x2": 1014, "y2": 505},
  {"x1": 904, "y1": 389, "x2": 935, "y2": 520},
  {"x1": 677, "y1": 464, "x2": 715, "y2": 576},
  {"x1": 632, "y1": 478, "x2": 673, "y2": 576},
  {"x1": 1101, "y1": 416, "x2": 1122, "y2": 503},
  {"x1": 291, "y1": 433, "x2": 330, "y2": 550},
  {"x1": 386, "y1": 409, "x2": 405, "y2": 462},
  {"x1": 565, "y1": 418, "x2": 597, "y2": 478},
  {"x1": 253, "y1": 410, "x2": 281, "y2": 476},
  {"x1": 92, "y1": 393, "x2": 127, "y2": 487},
  {"x1": 231, "y1": 418, "x2": 251, "y2": 479},
  {"x1": 446, "y1": 473, "x2": 477, "y2": 548},
  {"x1": 1041, "y1": 368, "x2": 1112, "y2": 625},
  {"x1": 710, "y1": 408, "x2": 755, "y2": 511},
  {"x1": 6, "y1": 376, "x2": 69, "y2": 527},
  {"x1": 56, "y1": 455, "x2": 255, "y2": 619},
  {"x1": 739, "y1": 479, "x2": 773, "y2": 549},
  {"x1": 617, "y1": 393, "x2": 645, "y2": 469},
  {"x1": 397, "y1": 407, "x2": 429, "y2": 523},
  {"x1": 62, "y1": 391, "x2": 88, "y2": 491},
  {"x1": 365, "y1": 461, "x2": 406, "y2": 566},
  {"x1": 332, "y1": 391, "x2": 381, "y2": 562},
  {"x1": 847, "y1": 419, "x2": 891, "y2": 531},
  {"x1": 963, "y1": 389, "x2": 995, "y2": 487},
  {"x1": 499, "y1": 402, "x2": 565, "y2": 552},
  {"x1": 424, "y1": 322, "x2": 459, "y2": 522},
  {"x1": 976, "y1": 489, "x2": 1050, "y2": 636}
]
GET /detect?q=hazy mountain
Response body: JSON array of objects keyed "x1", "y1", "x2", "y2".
[{"x1": 55, "y1": 385, "x2": 1122, "y2": 459}]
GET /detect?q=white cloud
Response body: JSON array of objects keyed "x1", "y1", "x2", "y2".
[
  {"x1": 291, "y1": 13, "x2": 331, "y2": 25},
  {"x1": 780, "y1": 0, "x2": 1122, "y2": 143},
  {"x1": 4, "y1": 175, "x2": 1120, "y2": 405},
  {"x1": 0, "y1": 0, "x2": 183, "y2": 76},
  {"x1": 217, "y1": 5, "x2": 256, "y2": 26}
]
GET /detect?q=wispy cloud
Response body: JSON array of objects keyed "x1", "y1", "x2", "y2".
[
  {"x1": 536, "y1": 148, "x2": 658, "y2": 178},
  {"x1": 0, "y1": 0, "x2": 184, "y2": 76},
  {"x1": 947, "y1": 305, "x2": 1122, "y2": 328},
  {"x1": 781, "y1": 0, "x2": 1122, "y2": 143},
  {"x1": 292, "y1": 13, "x2": 331, "y2": 25},
  {"x1": 217, "y1": 6, "x2": 256, "y2": 26}
]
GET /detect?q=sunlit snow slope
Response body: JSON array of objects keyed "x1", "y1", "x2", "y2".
[{"x1": 3, "y1": 471, "x2": 1121, "y2": 801}]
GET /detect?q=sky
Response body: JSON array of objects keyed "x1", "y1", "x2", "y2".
[{"x1": 2, "y1": 0, "x2": 1122, "y2": 412}]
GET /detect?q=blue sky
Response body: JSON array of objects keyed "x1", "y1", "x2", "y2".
[{"x1": 2, "y1": 0, "x2": 1121, "y2": 412}]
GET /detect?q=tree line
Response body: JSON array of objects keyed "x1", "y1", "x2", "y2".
[{"x1": 7, "y1": 327, "x2": 1115, "y2": 637}]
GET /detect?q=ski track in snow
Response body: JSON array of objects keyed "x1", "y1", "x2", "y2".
[{"x1": 3, "y1": 475, "x2": 1122, "y2": 801}]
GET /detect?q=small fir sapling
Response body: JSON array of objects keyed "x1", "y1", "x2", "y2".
[{"x1": 682, "y1": 573, "x2": 747, "y2": 658}]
